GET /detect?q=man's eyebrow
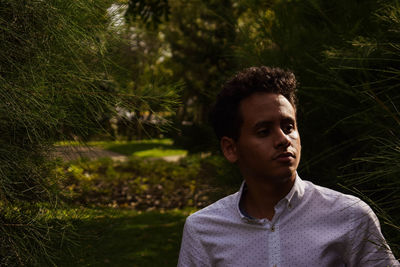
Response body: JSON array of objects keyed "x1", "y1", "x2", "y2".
[
  {"x1": 253, "y1": 117, "x2": 295, "y2": 129},
  {"x1": 281, "y1": 116, "x2": 295, "y2": 123},
  {"x1": 253, "y1": 121, "x2": 273, "y2": 129}
]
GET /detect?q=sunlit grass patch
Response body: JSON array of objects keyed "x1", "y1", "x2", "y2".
[
  {"x1": 132, "y1": 148, "x2": 187, "y2": 158},
  {"x1": 55, "y1": 139, "x2": 188, "y2": 158}
]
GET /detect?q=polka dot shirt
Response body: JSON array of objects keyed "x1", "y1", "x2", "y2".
[{"x1": 178, "y1": 175, "x2": 399, "y2": 267}]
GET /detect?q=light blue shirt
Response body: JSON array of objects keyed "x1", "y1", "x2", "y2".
[{"x1": 178, "y1": 175, "x2": 399, "y2": 266}]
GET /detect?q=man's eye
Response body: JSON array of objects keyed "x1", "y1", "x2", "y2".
[
  {"x1": 282, "y1": 124, "x2": 294, "y2": 134},
  {"x1": 257, "y1": 129, "x2": 270, "y2": 136}
]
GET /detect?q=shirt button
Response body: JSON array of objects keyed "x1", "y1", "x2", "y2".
[
  {"x1": 288, "y1": 203, "x2": 292, "y2": 209},
  {"x1": 271, "y1": 225, "x2": 275, "y2": 232}
]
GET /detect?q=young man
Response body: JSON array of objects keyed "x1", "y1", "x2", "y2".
[{"x1": 178, "y1": 66, "x2": 399, "y2": 266}]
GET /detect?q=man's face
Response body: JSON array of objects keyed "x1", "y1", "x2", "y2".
[{"x1": 225, "y1": 92, "x2": 301, "y2": 183}]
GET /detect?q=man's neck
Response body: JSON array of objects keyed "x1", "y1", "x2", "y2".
[{"x1": 241, "y1": 175, "x2": 295, "y2": 221}]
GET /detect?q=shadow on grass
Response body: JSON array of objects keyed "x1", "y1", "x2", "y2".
[{"x1": 54, "y1": 209, "x2": 187, "y2": 267}]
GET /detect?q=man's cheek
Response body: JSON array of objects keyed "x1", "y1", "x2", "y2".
[{"x1": 289, "y1": 131, "x2": 300, "y2": 140}]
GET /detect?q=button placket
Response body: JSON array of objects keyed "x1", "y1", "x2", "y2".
[{"x1": 268, "y1": 223, "x2": 280, "y2": 267}]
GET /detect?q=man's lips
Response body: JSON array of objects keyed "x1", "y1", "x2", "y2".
[{"x1": 274, "y1": 152, "x2": 295, "y2": 161}]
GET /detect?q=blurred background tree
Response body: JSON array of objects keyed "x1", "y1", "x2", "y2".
[
  {"x1": 125, "y1": 0, "x2": 241, "y2": 152},
  {"x1": 234, "y1": 0, "x2": 400, "y2": 250},
  {"x1": 125, "y1": 0, "x2": 399, "y2": 255},
  {"x1": 233, "y1": 0, "x2": 383, "y2": 184}
]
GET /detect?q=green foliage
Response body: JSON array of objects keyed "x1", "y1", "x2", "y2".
[
  {"x1": 105, "y1": 4, "x2": 182, "y2": 141},
  {"x1": 328, "y1": 1, "x2": 400, "y2": 254},
  {"x1": 233, "y1": 0, "x2": 384, "y2": 183},
  {"x1": 234, "y1": 0, "x2": 400, "y2": 255},
  {"x1": 0, "y1": 0, "x2": 179, "y2": 265},
  {"x1": 126, "y1": 0, "x2": 170, "y2": 29},
  {"x1": 171, "y1": 123, "x2": 219, "y2": 153},
  {"x1": 0, "y1": 200, "x2": 78, "y2": 267},
  {"x1": 1, "y1": 0, "x2": 121, "y2": 142},
  {"x1": 0, "y1": 0, "x2": 117, "y2": 264},
  {"x1": 126, "y1": 0, "x2": 239, "y2": 125},
  {"x1": 197, "y1": 154, "x2": 243, "y2": 198}
]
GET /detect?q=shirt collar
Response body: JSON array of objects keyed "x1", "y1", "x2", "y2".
[
  {"x1": 284, "y1": 173, "x2": 305, "y2": 208},
  {"x1": 236, "y1": 173, "x2": 306, "y2": 223},
  {"x1": 236, "y1": 182, "x2": 265, "y2": 224}
]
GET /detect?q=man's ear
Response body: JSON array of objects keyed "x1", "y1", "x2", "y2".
[{"x1": 220, "y1": 136, "x2": 238, "y2": 163}]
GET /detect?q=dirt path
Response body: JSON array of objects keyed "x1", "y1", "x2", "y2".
[
  {"x1": 53, "y1": 146, "x2": 185, "y2": 162},
  {"x1": 53, "y1": 146, "x2": 128, "y2": 162}
]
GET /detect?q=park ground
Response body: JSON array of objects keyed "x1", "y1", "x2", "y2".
[{"x1": 51, "y1": 139, "x2": 201, "y2": 266}]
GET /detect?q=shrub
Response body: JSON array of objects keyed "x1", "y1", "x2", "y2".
[{"x1": 170, "y1": 123, "x2": 219, "y2": 154}]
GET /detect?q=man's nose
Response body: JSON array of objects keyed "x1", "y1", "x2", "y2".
[{"x1": 274, "y1": 129, "x2": 290, "y2": 148}]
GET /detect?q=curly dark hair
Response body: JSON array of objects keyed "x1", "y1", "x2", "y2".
[{"x1": 210, "y1": 66, "x2": 298, "y2": 141}]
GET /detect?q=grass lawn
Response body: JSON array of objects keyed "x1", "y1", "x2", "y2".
[
  {"x1": 51, "y1": 139, "x2": 193, "y2": 265},
  {"x1": 56, "y1": 139, "x2": 187, "y2": 158},
  {"x1": 53, "y1": 207, "x2": 194, "y2": 267}
]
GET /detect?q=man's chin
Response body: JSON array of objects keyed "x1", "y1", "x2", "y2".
[{"x1": 268, "y1": 171, "x2": 296, "y2": 184}]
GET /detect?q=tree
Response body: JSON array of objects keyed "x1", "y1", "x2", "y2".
[
  {"x1": 0, "y1": 0, "x2": 178, "y2": 265},
  {"x1": 126, "y1": 0, "x2": 239, "y2": 123}
]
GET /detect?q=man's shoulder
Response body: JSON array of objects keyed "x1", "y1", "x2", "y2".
[
  {"x1": 185, "y1": 191, "x2": 240, "y2": 227},
  {"x1": 304, "y1": 179, "x2": 374, "y2": 216}
]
